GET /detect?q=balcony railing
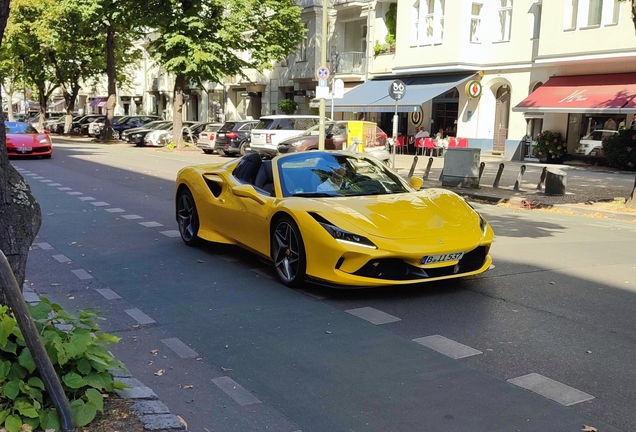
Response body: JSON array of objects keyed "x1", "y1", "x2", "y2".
[{"x1": 333, "y1": 51, "x2": 366, "y2": 75}]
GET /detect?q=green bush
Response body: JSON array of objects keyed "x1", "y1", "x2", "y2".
[
  {"x1": 0, "y1": 299, "x2": 123, "y2": 431},
  {"x1": 534, "y1": 130, "x2": 567, "y2": 158},
  {"x1": 277, "y1": 99, "x2": 298, "y2": 115},
  {"x1": 602, "y1": 129, "x2": 636, "y2": 170}
]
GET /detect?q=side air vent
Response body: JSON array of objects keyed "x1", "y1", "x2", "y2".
[{"x1": 202, "y1": 174, "x2": 223, "y2": 197}]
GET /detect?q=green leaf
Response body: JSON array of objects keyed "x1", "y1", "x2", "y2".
[
  {"x1": 0, "y1": 360, "x2": 11, "y2": 382},
  {"x1": 77, "y1": 358, "x2": 92, "y2": 375},
  {"x1": 65, "y1": 328, "x2": 92, "y2": 358},
  {"x1": 4, "y1": 414, "x2": 22, "y2": 432},
  {"x1": 0, "y1": 409, "x2": 10, "y2": 424},
  {"x1": 8, "y1": 362, "x2": 26, "y2": 381},
  {"x1": 23, "y1": 416, "x2": 39, "y2": 429},
  {"x1": 28, "y1": 301, "x2": 52, "y2": 320},
  {"x1": 27, "y1": 377, "x2": 45, "y2": 390},
  {"x1": 62, "y1": 372, "x2": 86, "y2": 389},
  {"x1": 39, "y1": 409, "x2": 60, "y2": 431},
  {"x1": 18, "y1": 348, "x2": 36, "y2": 374},
  {"x1": 0, "y1": 315, "x2": 16, "y2": 348},
  {"x1": 70, "y1": 399, "x2": 97, "y2": 427},
  {"x1": 84, "y1": 371, "x2": 111, "y2": 391},
  {"x1": 85, "y1": 388, "x2": 104, "y2": 412},
  {"x1": 2, "y1": 340, "x2": 17, "y2": 355},
  {"x1": 14, "y1": 401, "x2": 39, "y2": 418},
  {"x1": 4, "y1": 380, "x2": 20, "y2": 399}
]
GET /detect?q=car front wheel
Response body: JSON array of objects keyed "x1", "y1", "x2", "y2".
[
  {"x1": 271, "y1": 216, "x2": 306, "y2": 287},
  {"x1": 177, "y1": 188, "x2": 201, "y2": 246}
]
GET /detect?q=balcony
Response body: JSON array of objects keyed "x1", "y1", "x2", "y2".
[{"x1": 333, "y1": 52, "x2": 366, "y2": 75}]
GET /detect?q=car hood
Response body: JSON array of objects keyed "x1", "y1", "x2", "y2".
[
  {"x1": 305, "y1": 189, "x2": 477, "y2": 240},
  {"x1": 578, "y1": 139, "x2": 602, "y2": 146},
  {"x1": 7, "y1": 134, "x2": 47, "y2": 148}
]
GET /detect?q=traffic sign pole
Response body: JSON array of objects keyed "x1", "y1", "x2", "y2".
[
  {"x1": 318, "y1": 2, "x2": 329, "y2": 152},
  {"x1": 388, "y1": 80, "x2": 406, "y2": 169}
]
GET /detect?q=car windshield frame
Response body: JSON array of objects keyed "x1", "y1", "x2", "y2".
[{"x1": 277, "y1": 152, "x2": 411, "y2": 198}]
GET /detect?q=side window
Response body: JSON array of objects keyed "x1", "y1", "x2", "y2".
[
  {"x1": 331, "y1": 124, "x2": 347, "y2": 135},
  {"x1": 277, "y1": 119, "x2": 293, "y2": 130},
  {"x1": 294, "y1": 118, "x2": 316, "y2": 130}
]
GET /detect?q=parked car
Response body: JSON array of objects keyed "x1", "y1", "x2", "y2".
[
  {"x1": 80, "y1": 116, "x2": 106, "y2": 135},
  {"x1": 88, "y1": 116, "x2": 125, "y2": 137},
  {"x1": 143, "y1": 121, "x2": 199, "y2": 147},
  {"x1": 575, "y1": 129, "x2": 618, "y2": 159},
  {"x1": 5, "y1": 121, "x2": 52, "y2": 158},
  {"x1": 112, "y1": 115, "x2": 162, "y2": 139},
  {"x1": 123, "y1": 121, "x2": 171, "y2": 146},
  {"x1": 277, "y1": 121, "x2": 389, "y2": 154},
  {"x1": 195, "y1": 123, "x2": 225, "y2": 154},
  {"x1": 249, "y1": 115, "x2": 321, "y2": 157},
  {"x1": 50, "y1": 115, "x2": 83, "y2": 134},
  {"x1": 213, "y1": 120, "x2": 258, "y2": 156},
  {"x1": 70, "y1": 114, "x2": 105, "y2": 135}
]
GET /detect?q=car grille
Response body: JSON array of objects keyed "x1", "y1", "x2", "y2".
[{"x1": 352, "y1": 246, "x2": 488, "y2": 280}]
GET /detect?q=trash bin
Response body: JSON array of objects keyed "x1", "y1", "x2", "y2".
[
  {"x1": 441, "y1": 148, "x2": 481, "y2": 188},
  {"x1": 544, "y1": 168, "x2": 567, "y2": 195}
]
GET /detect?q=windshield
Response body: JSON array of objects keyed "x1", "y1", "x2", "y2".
[
  {"x1": 277, "y1": 152, "x2": 410, "y2": 198},
  {"x1": 254, "y1": 118, "x2": 276, "y2": 130},
  {"x1": 300, "y1": 122, "x2": 340, "y2": 137},
  {"x1": 584, "y1": 130, "x2": 616, "y2": 141},
  {"x1": 6, "y1": 122, "x2": 39, "y2": 134},
  {"x1": 141, "y1": 121, "x2": 166, "y2": 129}
]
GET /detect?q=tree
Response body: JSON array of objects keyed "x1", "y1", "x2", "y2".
[
  {"x1": 0, "y1": 0, "x2": 42, "y2": 300},
  {"x1": 0, "y1": 45, "x2": 21, "y2": 121},
  {"x1": 144, "y1": 0, "x2": 305, "y2": 148},
  {"x1": 619, "y1": 0, "x2": 636, "y2": 207}
]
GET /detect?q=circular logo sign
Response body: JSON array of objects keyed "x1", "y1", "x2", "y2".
[
  {"x1": 465, "y1": 80, "x2": 483, "y2": 99},
  {"x1": 388, "y1": 80, "x2": 406, "y2": 100},
  {"x1": 409, "y1": 108, "x2": 423, "y2": 127},
  {"x1": 316, "y1": 66, "x2": 330, "y2": 80}
]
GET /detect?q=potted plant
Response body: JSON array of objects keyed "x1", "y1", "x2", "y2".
[
  {"x1": 277, "y1": 98, "x2": 298, "y2": 115},
  {"x1": 534, "y1": 130, "x2": 568, "y2": 164}
]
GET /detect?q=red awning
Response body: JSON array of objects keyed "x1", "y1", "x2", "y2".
[{"x1": 513, "y1": 73, "x2": 636, "y2": 114}]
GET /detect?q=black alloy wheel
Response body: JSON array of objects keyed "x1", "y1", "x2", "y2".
[
  {"x1": 271, "y1": 216, "x2": 306, "y2": 287},
  {"x1": 177, "y1": 189, "x2": 201, "y2": 246}
]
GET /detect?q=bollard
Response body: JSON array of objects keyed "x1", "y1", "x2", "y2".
[
  {"x1": 492, "y1": 163, "x2": 505, "y2": 188},
  {"x1": 513, "y1": 164, "x2": 526, "y2": 191},
  {"x1": 478, "y1": 162, "x2": 486, "y2": 181},
  {"x1": 536, "y1": 167, "x2": 547, "y2": 190},
  {"x1": 423, "y1": 157, "x2": 434, "y2": 180},
  {"x1": 408, "y1": 156, "x2": 418, "y2": 179}
]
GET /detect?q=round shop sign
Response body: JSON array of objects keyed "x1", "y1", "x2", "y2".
[
  {"x1": 388, "y1": 80, "x2": 406, "y2": 100},
  {"x1": 465, "y1": 80, "x2": 483, "y2": 99},
  {"x1": 409, "y1": 108, "x2": 423, "y2": 127}
]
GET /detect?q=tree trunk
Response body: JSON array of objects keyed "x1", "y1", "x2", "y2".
[
  {"x1": 5, "y1": 88, "x2": 15, "y2": 121},
  {"x1": 101, "y1": 23, "x2": 117, "y2": 141},
  {"x1": 37, "y1": 87, "x2": 48, "y2": 132},
  {"x1": 173, "y1": 74, "x2": 185, "y2": 149},
  {"x1": 626, "y1": 174, "x2": 636, "y2": 208}
]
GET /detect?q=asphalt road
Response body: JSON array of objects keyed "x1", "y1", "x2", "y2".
[{"x1": 13, "y1": 139, "x2": 636, "y2": 431}]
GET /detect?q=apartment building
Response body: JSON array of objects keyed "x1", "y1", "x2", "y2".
[{"x1": 329, "y1": 0, "x2": 636, "y2": 160}]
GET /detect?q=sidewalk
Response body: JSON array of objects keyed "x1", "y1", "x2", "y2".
[{"x1": 391, "y1": 152, "x2": 636, "y2": 222}]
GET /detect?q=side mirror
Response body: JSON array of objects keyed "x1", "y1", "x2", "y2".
[
  {"x1": 232, "y1": 184, "x2": 266, "y2": 205},
  {"x1": 409, "y1": 177, "x2": 423, "y2": 190}
]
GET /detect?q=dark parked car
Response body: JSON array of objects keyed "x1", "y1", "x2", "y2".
[
  {"x1": 123, "y1": 121, "x2": 172, "y2": 146},
  {"x1": 70, "y1": 114, "x2": 104, "y2": 135},
  {"x1": 79, "y1": 115, "x2": 105, "y2": 135},
  {"x1": 50, "y1": 115, "x2": 83, "y2": 134},
  {"x1": 277, "y1": 121, "x2": 389, "y2": 154},
  {"x1": 112, "y1": 115, "x2": 161, "y2": 139},
  {"x1": 213, "y1": 120, "x2": 258, "y2": 156}
]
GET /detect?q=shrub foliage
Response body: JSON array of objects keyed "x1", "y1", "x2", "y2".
[{"x1": 602, "y1": 129, "x2": 636, "y2": 170}]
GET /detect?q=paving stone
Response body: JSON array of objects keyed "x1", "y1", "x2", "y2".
[
  {"x1": 131, "y1": 400, "x2": 171, "y2": 415},
  {"x1": 109, "y1": 366, "x2": 133, "y2": 378},
  {"x1": 117, "y1": 377, "x2": 144, "y2": 388},
  {"x1": 115, "y1": 386, "x2": 158, "y2": 400},
  {"x1": 138, "y1": 414, "x2": 183, "y2": 430}
]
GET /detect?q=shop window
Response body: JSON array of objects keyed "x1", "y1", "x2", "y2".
[
  {"x1": 498, "y1": 0, "x2": 513, "y2": 42},
  {"x1": 470, "y1": 3, "x2": 483, "y2": 43},
  {"x1": 564, "y1": 0, "x2": 579, "y2": 30},
  {"x1": 297, "y1": 23, "x2": 308, "y2": 62}
]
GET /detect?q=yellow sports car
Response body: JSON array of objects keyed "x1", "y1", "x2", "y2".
[{"x1": 175, "y1": 151, "x2": 494, "y2": 288}]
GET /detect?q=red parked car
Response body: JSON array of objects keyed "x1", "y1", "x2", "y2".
[{"x1": 5, "y1": 122, "x2": 53, "y2": 158}]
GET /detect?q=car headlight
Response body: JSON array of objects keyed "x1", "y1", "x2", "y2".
[
  {"x1": 39, "y1": 138, "x2": 51, "y2": 144},
  {"x1": 290, "y1": 140, "x2": 305, "y2": 147},
  {"x1": 131, "y1": 134, "x2": 140, "y2": 138},
  {"x1": 318, "y1": 222, "x2": 377, "y2": 249}
]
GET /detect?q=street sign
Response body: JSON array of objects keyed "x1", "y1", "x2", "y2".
[
  {"x1": 388, "y1": 80, "x2": 406, "y2": 100},
  {"x1": 316, "y1": 86, "x2": 330, "y2": 99},
  {"x1": 319, "y1": 80, "x2": 328, "y2": 87},
  {"x1": 316, "y1": 66, "x2": 330, "y2": 80},
  {"x1": 333, "y1": 79, "x2": 344, "y2": 99}
]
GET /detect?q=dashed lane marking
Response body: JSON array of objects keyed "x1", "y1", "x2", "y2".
[
  {"x1": 90, "y1": 202, "x2": 110, "y2": 207},
  {"x1": 24, "y1": 173, "x2": 37, "y2": 177},
  {"x1": 105, "y1": 208, "x2": 126, "y2": 213},
  {"x1": 96, "y1": 288, "x2": 121, "y2": 300},
  {"x1": 52, "y1": 254, "x2": 71, "y2": 263},
  {"x1": 37, "y1": 242, "x2": 54, "y2": 250},
  {"x1": 122, "y1": 215, "x2": 143, "y2": 220},
  {"x1": 412, "y1": 335, "x2": 483, "y2": 359},
  {"x1": 345, "y1": 307, "x2": 401, "y2": 325},
  {"x1": 507, "y1": 373, "x2": 595, "y2": 406},
  {"x1": 124, "y1": 308, "x2": 156, "y2": 325},
  {"x1": 67, "y1": 192, "x2": 83, "y2": 196},
  {"x1": 211, "y1": 377, "x2": 262, "y2": 406},
  {"x1": 78, "y1": 196, "x2": 95, "y2": 201},
  {"x1": 161, "y1": 338, "x2": 199, "y2": 358},
  {"x1": 32, "y1": 177, "x2": 44, "y2": 180},
  {"x1": 160, "y1": 230, "x2": 181, "y2": 238},
  {"x1": 40, "y1": 179, "x2": 52, "y2": 182},
  {"x1": 71, "y1": 269, "x2": 93, "y2": 280},
  {"x1": 57, "y1": 187, "x2": 72, "y2": 191},
  {"x1": 47, "y1": 183, "x2": 62, "y2": 186},
  {"x1": 139, "y1": 221, "x2": 164, "y2": 227}
]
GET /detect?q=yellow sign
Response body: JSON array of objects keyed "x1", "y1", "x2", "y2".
[{"x1": 346, "y1": 121, "x2": 377, "y2": 151}]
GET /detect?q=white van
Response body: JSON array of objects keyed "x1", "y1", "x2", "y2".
[{"x1": 249, "y1": 115, "x2": 321, "y2": 157}]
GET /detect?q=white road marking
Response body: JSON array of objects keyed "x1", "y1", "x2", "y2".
[
  {"x1": 345, "y1": 307, "x2": 401, "y2": 325},
  {"x1": 412, "y1": 335, "x2": 483, "y2": 359},
  {"x1": 122, "y1": 215, "x2": 143, "y2": 220},
  {"x1": 96, "y1": 288, "x2": 121, "y2": 300},
  {"x1": 90, "y1": 202, "x2": 110, "y2": 207},
  {"x1": 32, "y1": 176, "x2": 45, "y2": 180},
  {"x1": 24, "y1": 173, "x2": 37, "y2": 176},
  {"x1": 211, "y1": 377, "x2": 262, "y2": 406},
  {"x1": 71, "y1": 269, "x2": 93, "y2": 280},
  {"x1": 37, "y1": 242, "x2": 54, "y2": 250},
  {"x1": 78, "y1": 197, "x2": 95, "y2": 201},
  {"x1": 40, "y1": 179, "x2": 52, "y2": 182},
  {"x1": 124, "y1": 308, "x2": 156, "y2": 325},
  {"x1": 67, "y1": 192, "x2": 83, "y2": 196},
  {"x1": 139, "y1": 221, "x2": 164, "y2": 227},
  {"x1": 507, "y1": 373, "x2": 595, "y2": 406},
  {"x1": 47, "y1": 183, "x2": 62, "y2": 186},
  {"x1": 105, "y1": 208, "x2": 126, "y2": 213},
  {"x1": 52, "y1": 254, "x2": 71, "y2": 263},
  {"x1": 161, "y1": 338, "x2": 199, "y2": 358},
  {"x1": 160, "y1": 230, "x2": 181, "y2": 238},
  {"x1": 57, "y1": 187, "x2": 73, "y2": 191}
]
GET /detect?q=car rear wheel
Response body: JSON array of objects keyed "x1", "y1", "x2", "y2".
[
  {"x1": 239, "y1": 140, "x2": 248, "y2": 156},
  {"x1": 203, "y1": 149, "x2": 214, "y2": 154},
  {"x1": 217, "y1": 149, "x2": 228, "y2": 157},
  {"x1": 177, "y1": 188, "x2": 201, "y2": 247},
  {"x1": 271, "y1": 216, "x2": 306, "y2": 287}
]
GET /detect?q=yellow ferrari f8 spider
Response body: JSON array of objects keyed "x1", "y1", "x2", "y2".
[{"x1": 175, "y1": 151, "x2": 494, "y2": 288}]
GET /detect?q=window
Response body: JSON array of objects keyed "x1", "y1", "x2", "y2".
[
  {"x1": 361, "y1": 25, "x2": 367, "y2": 53},
  {"x1": 564, "y1": 0, "x2": 579, "y2": 30},
  {"x1": 470, "y1": 3, "x2": 483, "y2": 43},
  {"x1": 611, "y1": 0, "x2": 620, "y2": 24},
  {"x1": 587, "y1": 0, "x2": 602, "y2": 26},
  {"x1": 411, "y1": 0, "x2": 445, "y2": 46},
  {"x1": 298, "y1": 23, "x2": 308, "y2": 61},
  {"x1": 498, "y1": 0, "x2": 513, "y2": 42},
  {"x1": 532, "y1": 2, "x2": 542, "y2": 39}
]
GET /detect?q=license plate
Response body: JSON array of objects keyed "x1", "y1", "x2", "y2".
[
  {"x1": 421, "y1": 252, "x2": 464, "y2": 265},
  {"x1": 18, "y1": 147, "x2": 32, "y2": 153},
  {"x1": 218, "y1": 133, "x2": 225, "y2": 138}
]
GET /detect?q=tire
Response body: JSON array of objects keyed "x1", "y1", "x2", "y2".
[
  {"x1": 217, "y1": 149, "x2": 227, "y2": 157},
  {"x1": 271, "y1": 216, "x2": 306, "y2": 287},
  {"x1": 42, "y1": 154, "x2": 52, "y2": 159},
  {"x1": 118, "y1": 130, "x2": 123, "y2": 140},
  {"x1": 203, "y1": 149, "x2": 214, "y2": 154},
  {"x1": 176, "y1": 188, "x2": 201, "y2": 247},
  {"x1": 239, "y1": 141, "x2": 247, "y2": 156}
]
